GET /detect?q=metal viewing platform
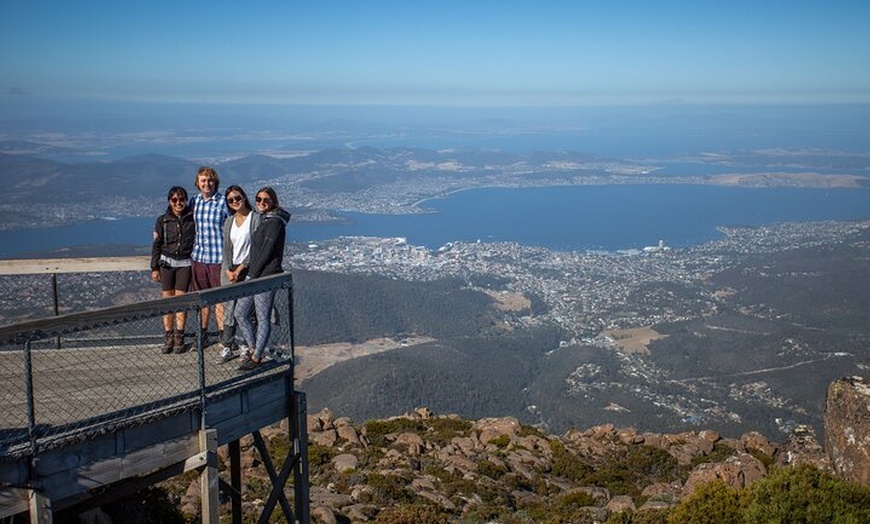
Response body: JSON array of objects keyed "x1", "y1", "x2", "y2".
[{"x1": 0, "y1": 265, "x2": 309, "y2": 524}]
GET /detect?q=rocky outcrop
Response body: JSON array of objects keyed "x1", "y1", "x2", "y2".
[
  {"x1": 152, "y1": 398, "x2": 866, "y2": 523},
  {"x1": 825, "y1": 376, "x2": 870, "y2": 485},
  {"x1": 299, "y1": 407, "x2": 814, "y2": 523}
]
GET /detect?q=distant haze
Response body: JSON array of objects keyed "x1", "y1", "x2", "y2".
[{"x1": 1, "y1": 2, "x2": 869, "y2": 106}]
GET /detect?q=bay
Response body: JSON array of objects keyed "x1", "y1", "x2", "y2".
[{"x1": 1, "y1": 185, "x2": 869, "y2": 259}]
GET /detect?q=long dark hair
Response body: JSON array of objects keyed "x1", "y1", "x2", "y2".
[
  {"x1": 224, "y1": 185, "x2": 252, "y2": 214},
  {"x1": 256, "y1": 186, "x2": 280, "y2": 208}
]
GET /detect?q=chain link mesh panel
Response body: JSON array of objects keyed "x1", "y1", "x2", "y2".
[
  {"x1": 0, "y1": 270, "x2": 155, "y2": 327},
  {"x1": 0, "y1": 273, "x2": 294, "y2": 457}
]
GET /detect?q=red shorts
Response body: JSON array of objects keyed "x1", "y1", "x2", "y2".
[{"x1": 191, "y1": 261, "x2": 222, "y2": 291}]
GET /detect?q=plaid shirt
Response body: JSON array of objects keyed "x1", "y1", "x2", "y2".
[{"x1": 192, "y1": 192, "x2": 229, "y2": 264}]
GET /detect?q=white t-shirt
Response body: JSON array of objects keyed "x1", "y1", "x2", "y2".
[{"x1": 230, "y1": 212, "x2": 252, "y2": 266}]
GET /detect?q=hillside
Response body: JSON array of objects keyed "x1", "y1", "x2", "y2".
[
  {"x1": 106, "y1": 379, "x2": 870, "y2": 524},
  {"x1": 298, "y1": 237, "x2": 870, "y2": 439}
]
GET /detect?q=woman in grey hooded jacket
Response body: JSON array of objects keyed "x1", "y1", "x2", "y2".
[{"x1": 235, "y1": 187, "x2": 291, "y2": 371}]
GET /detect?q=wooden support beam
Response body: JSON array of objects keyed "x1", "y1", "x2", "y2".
[
  {"x1": 229, "y1": 440, "x2": 242, "y2": 524},
  {"x1": 251, "y1": 430, "x2": 295, "y2": 524},
  {"x1": 199, "y1": 430, "x2": 219, "y2": 524},
  {"x1": 28, "y1": 489, "x2": 52, "y2": 524},
  {"x1": 292, "y1": 392, "x2": 310, "y2": 524}
]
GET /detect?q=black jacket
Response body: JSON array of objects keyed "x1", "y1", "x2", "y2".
[
  {"x1": 150, "y1": 207, "x2": 196, "y2": 270},
  {"x1": 247, "y1": 208, "x2": 290, "y2": 279}
]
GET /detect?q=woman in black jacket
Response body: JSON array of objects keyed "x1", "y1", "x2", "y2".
[
  {"x1": 235, "y1": 187, "x2": 291, "y2": 371},
  {"x1": 150, "y1": 186, "x2": 196, "y2": 354}
]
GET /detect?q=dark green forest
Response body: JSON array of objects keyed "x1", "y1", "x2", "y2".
[{"x1": 292, "y1": 269, "x2": 503, "y2": 346}]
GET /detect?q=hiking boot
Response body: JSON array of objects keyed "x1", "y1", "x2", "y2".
[
  {"x1": 237, "y1": 359, "x2": 261, "y2": 372},
  {"x1": 161, "y1": 331, "x2": 173, "y2": 354},
  {"x1": 172, "y1": 331, "x2": 187, "y2": 354}
]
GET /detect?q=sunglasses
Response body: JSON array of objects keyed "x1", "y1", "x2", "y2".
[
  {"x1": 256, "y1": 196, "x2": 273, "y2": 205},
  {"x1": 169, "y1": 197, "x2": 185, "y2": 204},
  {"x1": 226, "y1": 195, "x2": 243, "y2": 205}
]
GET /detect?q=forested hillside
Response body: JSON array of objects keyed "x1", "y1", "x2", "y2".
[
  {"x1": 291, "y1": 269, "x2": 504, "y2": 345},
  {"x1": 303, "y1": 326, "x2": 565, "y2": 423}
]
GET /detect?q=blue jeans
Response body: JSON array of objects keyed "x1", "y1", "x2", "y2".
[{"x1": 234, "y1": 290, "x2": 276, "y2": 361}]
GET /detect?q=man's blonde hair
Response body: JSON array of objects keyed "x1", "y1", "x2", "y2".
[{"x1": 195, "y1": 166, "x2": 220, "y2": 191}]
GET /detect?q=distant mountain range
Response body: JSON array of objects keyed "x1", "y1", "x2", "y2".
[{"x1": 2, "y1": 142, "x2": 868, "y2": 232}]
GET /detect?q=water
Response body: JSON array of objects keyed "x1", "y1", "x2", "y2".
[{"x1": 2, "y1": 185, "x2": 869, "y2": 258}]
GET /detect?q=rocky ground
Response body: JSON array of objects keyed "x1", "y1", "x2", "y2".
[
  {"x1": 159, "y1": 409, "x2": 829, "y2": 523},
  {"x1": 129, "y1": 376, "x2": 867, "y2": 523}
]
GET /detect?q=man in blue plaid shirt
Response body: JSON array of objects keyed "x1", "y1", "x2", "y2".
[{"x1": 191, "y1": 166, "x2": 229, "y2": 345}]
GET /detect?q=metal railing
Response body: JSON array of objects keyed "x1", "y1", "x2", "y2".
[{"x1": 0, "y1": 273, "x2": 295, "y2": 458}]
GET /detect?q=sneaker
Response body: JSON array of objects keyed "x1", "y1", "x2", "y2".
[
  {"x1": 264, "y1": 347, "x2": 290, "y2": 362},
  {"x1": 239, "y1": 345, "x2": 252, "y2": 361},
  {"x1": 218, "y1": 344, "x2": 236, "y2": 364},
  {"x1": 237, "y1": 359, "x2": 261, "y2": 372},
  {"x1": 161, "y1": 331, "x2": 173, "y2": 354}
]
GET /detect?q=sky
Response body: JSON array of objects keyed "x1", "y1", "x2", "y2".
[{"x1": 1, "y1": 0, "x2": 870, "y2": 107}]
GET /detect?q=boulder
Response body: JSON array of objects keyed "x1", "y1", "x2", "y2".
[
  {"x1": 741, "y1": 431, "x2": 777, "y2": 458},
  {"x1": 824, "y1": 376, "x2": 870, "y2": 485},
  {"x1": 682, "y1": 452, "x2": 766, "y2": 497},
  {"x1": 606, "y1": 494, "x2": 637, "y2": 513},
  {"x1": 777, "y1": 424, "x2": 830, "y2": 471},
  {"x1": 332, "y1": 453, "x2": 359, "y2": 473},
  {"x1": 473, "y1": 416, "x2": 522, "y2": 444},
  {"x1": 310, "y1": 429, "x2": 338, "y2": 448},
  {"x1": 336, "y1": 424, "x2": 360, "y2": 445},
  {"x1": 311, "y1": 505, "x2": 338, "y2": 524}
]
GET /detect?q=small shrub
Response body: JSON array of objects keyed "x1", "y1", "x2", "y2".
[
  {"x1": 555, "y1": 489, "x2": 599, "y2": 510},
  {"x1": 424, "y1": 417, "x2": 473, "y2": 446},
  {"x1": 364, "y1": 418, "x2": 426, "y2": 436},
  {"x1": 269, "y1": 434, "x2": 293, "y2": 464},
  {"x1": 372, "y1": 504, "x2": 449, "y2": 524},
  {"x1": 519, "y1": 424, "x2": 547, "y2": 438},
  {"x1": 307, "y1": 443, "x2": 336, "y2": 468},
  {"x1": 488, "y1": 434, "x2": 511, "y2": 448},
  {"x1": 586, "y1": 446, "x2": 682, "y2": 497},
  {"x1": 743, "y1": 464, "x2": 870, "y2": 523},
  {"x1": 425, "y1": 417, "x2": 473, "y2": 433},
  {"x1": 745, "y1": 447, "x2": 775, "y2": 469},
  {"x1": 667, "y1": 480, "x2": 742, "y2": 524},
  {"x1": 478, "y1": 459, "x2": 508, "y2": 480},
  {"x1": 367, "y1": 473, "x2": 416, "y2": 504},
  {"x1": 688, "y1": 442, "x2": 735, "y2": 469},
  {"x1": 550, "y1": 442, "x2": 593, "y2": 482},
  {"x1": 605, "y1": 508, "x2": 670, "y2": 524}
]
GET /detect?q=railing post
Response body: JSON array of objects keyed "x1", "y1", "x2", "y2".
[
  {"x1": 24, "y1": 339, "x2": 38, "y2": 459},
  {"x1": 197, "y1": 301, "x2": 208, "y2": 430},
  {"x1": 51, "y1": 273, "x2": 60, "y2": 349},
  {"x1": 287, "y1": 277, "x2": 296, "y2": 363}
]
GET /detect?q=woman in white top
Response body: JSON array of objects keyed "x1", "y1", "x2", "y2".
[{"x1": 218, "y1": 185, "x2": 261, "y2": 362}]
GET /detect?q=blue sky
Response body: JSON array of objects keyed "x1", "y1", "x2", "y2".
[{"x1": 2, "y1": 0, "x2": 869, "y2": 106}]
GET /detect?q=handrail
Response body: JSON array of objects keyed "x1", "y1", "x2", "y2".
[{"x1": 0, "y1": 273, "x2": 293, "y2": 344}]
